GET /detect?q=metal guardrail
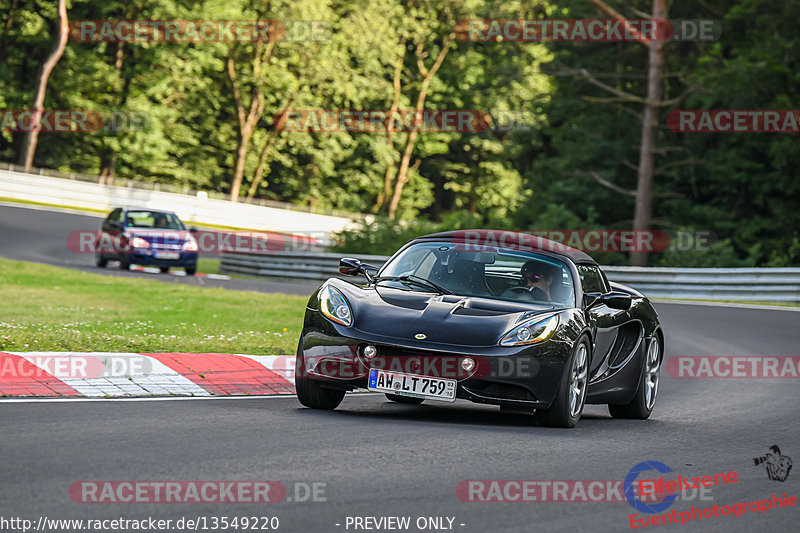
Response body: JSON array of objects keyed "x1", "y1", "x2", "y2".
[
  {"x1": 0, "y1": 170, "x2": 357, "y2": 242},
  {"x1": 0, "y1": 162, "x2": 360, "y2": 218},
  {"x1": 220, "y1": 251, "x2": 800, "y2": 302}
]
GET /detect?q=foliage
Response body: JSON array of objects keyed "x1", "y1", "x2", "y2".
[{"x1": 0, "y1": 0, "x2": 797, "y2": 266}]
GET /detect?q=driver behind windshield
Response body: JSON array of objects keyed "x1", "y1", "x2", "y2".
[
  {"x1": 518, "y1": 260, "x2": 560, "y2": 302},
  {"x1": 153, "y1": 214, "x2": 169, "y2": 228}
]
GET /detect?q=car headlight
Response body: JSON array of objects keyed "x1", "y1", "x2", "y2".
[
  {"x1": 182, "y1": 238, "x2": 198, "y2": 252},
  {"x1": 319, "y1": 285, "x2": 353, "y2": 326},
  {"x1": 500, "y1": 314, "x2": 559, "y2": 347},
  {"x1": 130, "y1": 237, "x2": 150, "y2": 248}
]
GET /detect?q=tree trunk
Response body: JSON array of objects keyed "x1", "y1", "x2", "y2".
[
  {"x1": 17, "y1": 0, "x2": 69, "y2": 172},
  {"x1": 245, "y1": 92, "x2": 298, "y2": 203},
  {"x1": 373, "y1": 52, "x2": 405, "y2": 214},
  {"x1": 630, "y1": 0, "x2": 666, "y2": 266},
  {"x1": 244, "y1": 129, "x2": 279, "y2": 203},
  {"x1": 387, "y1": 35, "x2": 454, "y2": 219},
  {"x1": 230, "y1": 134, "x2": 252, "y2": 201},
  {"x1": 226, "y1": 42, "x2": 270, "y2": 202}
]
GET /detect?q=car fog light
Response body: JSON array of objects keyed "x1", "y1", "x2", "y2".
[
  {"x1": 363, "y1": 345, "x2": 377, "y2": 359},
  {"x1": 461, "y1": 357, "x2": 475, "y2": 372}
]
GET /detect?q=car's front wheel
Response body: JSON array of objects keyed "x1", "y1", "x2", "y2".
[
  {"x1": 536, "y1": 335, "x2": 590, "y2": 428},
  {"x1": 385, "y1": 393, "x2": 424, "y2": 404},
  {"x1": 609, "y1": 337, "x2": 661, "y2": 420},
  {"x1": 295, "y1": 352, "x2": 345, "y2": 410}
]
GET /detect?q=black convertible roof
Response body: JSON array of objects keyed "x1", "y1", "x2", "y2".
[{"x1": 412, "y1": 229, "x2": 598, "y2": 265}]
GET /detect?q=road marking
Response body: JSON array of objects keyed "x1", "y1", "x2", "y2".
[
  {"x1": 0, "y1": 392, "x2": 381, "y2": 403},
  {"x1": 129, "y1": 265, "x2": 231, "y2": 280},
  {"x1": 653, "y1": 299, "x2": 800, "y2": 312}
]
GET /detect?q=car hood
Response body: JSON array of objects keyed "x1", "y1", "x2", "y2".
[{"x1": 339, "y1": 282, "x2": 557, "y2": 347}]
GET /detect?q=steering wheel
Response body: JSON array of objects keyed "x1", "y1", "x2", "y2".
[{"x1": 506, "y1": 286, "x2": 533, "y2": 294}]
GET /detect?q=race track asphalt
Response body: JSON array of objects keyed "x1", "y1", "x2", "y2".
[
  {"x1": 1, "y1": 203, "x2": 799, "y2": 532},
  {"x1": 0, "y1": 203, "x2": 316, "y2": 295}
]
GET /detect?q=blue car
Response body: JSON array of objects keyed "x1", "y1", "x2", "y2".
[{"x1": 95, "y1": 208, "x2": 199, "y2": 275}]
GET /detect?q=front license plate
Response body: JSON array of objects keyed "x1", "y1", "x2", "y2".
[
  {"x1": 368, "y1": 369, "x2": 456, "y2": 402},
  {"x1": 155, "y1": 252, "x2": 180, "y2": 260}
]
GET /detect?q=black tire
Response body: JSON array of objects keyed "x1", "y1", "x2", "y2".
[
  {"x1": 185, "y1": 267, "x2": 196, "y2": 276},
  {"x1": 609, "y1": 337, "x2": 661, "y2": 420},
  {"x1": 295, "y1": 351, "x2": 345, "y2": 410},
  {"x1": 385, "y1": 393, "x2": 424, "y2": 405},
  {"x1": 119, "y1": 255, "x2": 131, "y2": 270},
  {"x1": 95, "y1": 253, "x2": 107, "y2": 268},
  {"x1": 160, "y1": 266, "x2": 170, "y2": 274},
  {"x1": 536, "y1": 335, "x2": 591, "y2": 428}
]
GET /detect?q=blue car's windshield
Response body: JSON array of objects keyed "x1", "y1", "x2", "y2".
[
  {"x1": 377, "y1": 241, "x2": 575, "y2": 308},
  {"x1": 125, "y1": 211, "x2": 185, "y2": 230}
]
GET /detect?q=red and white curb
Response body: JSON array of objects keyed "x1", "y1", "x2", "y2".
[{"x1": 0, "y1": 352, "x2": 297, "y2": 398}]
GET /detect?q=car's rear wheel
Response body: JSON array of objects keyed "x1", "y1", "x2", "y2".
[
  {"x1": 119, "y1": 255, "x2": 131, "y2": 270},
  {"x1": 185, "y1": 267, "x2": 196, "y2": 276},
  {"x1": 385, "y1": 393, "x2": 424, "y2": 405},
  {"x1": 95, "y1": 252, "x2": 107, "y2": 268},
  {"x1": 609, "y1": 336, "x2": 661, "y2": 420},
  {"x1": 160, "y1": 267, "x2": 170, "y2": 274},
  {"x1": 536, "y1": 335, "x2": 590, "y2": 428},
  {"x1": 295, "y1": 351, "x2": 345, "y2": 410}
]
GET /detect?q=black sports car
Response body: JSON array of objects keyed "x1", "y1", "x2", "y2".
[{"x1": 295, "y1": 230, "x2": 663, "y2": 428}]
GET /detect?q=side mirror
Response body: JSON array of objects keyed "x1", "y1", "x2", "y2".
[
  {"x1": 340, "y1": 258, "x2": 379, "y2": 281},
  {"x1": 339, "y1": 257, "x2": 363, "y2": 276},
  {"x1": 604, "y1": 291, "x2": 632, "y2": 310},
  {"x1": 585, "y1": 291, "x2": 632, "y2": 310},
  {"x1": 189, "y1": 227, "x2": 198, "y2": 233}
]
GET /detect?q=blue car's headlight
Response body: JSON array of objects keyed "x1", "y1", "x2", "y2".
[
  {"x1": 319, "y1": 285, "x2": 353, "y2": 326},
  {"x1": 500, "y1": 314, "x2": 559, "y2": 347}
]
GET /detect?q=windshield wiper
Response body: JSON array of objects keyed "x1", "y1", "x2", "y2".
[{"x1": 373, "y1": 274, "x2": 452, "y2": 295}]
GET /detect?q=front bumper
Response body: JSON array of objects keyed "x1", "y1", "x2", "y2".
[
  {"x1": 128, "y1": 250, "x2": 198, "y2": 268},
  {"x1": 298, "y1": 320, "x2": 574, "y2": 410}
]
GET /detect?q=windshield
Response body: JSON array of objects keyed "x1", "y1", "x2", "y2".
[
  {"x1": 378, "y1": 241, "x2": 575, "y2": 308},
  {"x1": 125, "y1": 211, "x2": 185, "y2": 230}
]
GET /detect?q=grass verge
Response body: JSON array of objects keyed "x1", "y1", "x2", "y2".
[
  {"x1": 653, "y1": 297, "x2": 800, "y2": 308},
  {"x1": 196, "y1": 257, "x2": 220, "y2": 275},
  {"x1": 0, "y1": 258, "x2": 308, "y2": 354}
]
